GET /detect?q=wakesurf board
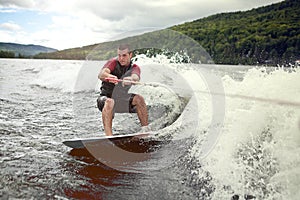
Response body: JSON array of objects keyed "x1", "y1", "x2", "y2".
[{"x1": 63, "y1": 132, "x2": 155, "y2": 149}]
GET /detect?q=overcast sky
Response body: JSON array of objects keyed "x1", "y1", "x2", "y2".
[{"x1": 0, "y1": 0, "x2": 282, "y2": 50}]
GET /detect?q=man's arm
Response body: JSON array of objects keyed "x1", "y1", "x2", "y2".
[
  {"x1": 98, "y1": 68, "x2": 118, "y2": 83},
  {"x1": 123, "y1": 64, "x2": 140, "y2": 85},
  {"x1": 98, "y1": 59, "x2": 118, "y2": 82},
  {"x1": 131, "y1": 73, "x2": 140, "y2": 82}
]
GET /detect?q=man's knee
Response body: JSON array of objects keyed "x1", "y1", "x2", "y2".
[
  {"x1": 104, "y1": 98, "x2": 114, "y2": 111},
  {"x1": 133, "y1": 94, "x2": 145, "y2": 105},
  {"x1": 97, "y1": 96, "x2": 114, "y2": 111}
]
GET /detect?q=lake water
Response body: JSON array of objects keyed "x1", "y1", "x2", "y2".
[{"x1": 0, "y1": 58, "x2": 299, "y2": 199}]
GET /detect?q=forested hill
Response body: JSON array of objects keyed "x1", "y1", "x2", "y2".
[
  {"x1": 0, "y1": 42, "x2": 57, "y2": 58},
  {"x1": 171, "y1": 0, "x2": 299, "y2": 65},
  {"x1": 34, "y1": 0, "x2": 299, "y2": 65}
]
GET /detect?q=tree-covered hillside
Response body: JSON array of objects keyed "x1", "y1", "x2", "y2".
[
  {"x1": 171, "y1": 0, "x2": 300, "y2": 65},
  {"x1": 34, "y1": 30, "x2": 211, "y2": 63},
  {"x1": 34, "y1": 0, "x2": 299, "y2": 65}
]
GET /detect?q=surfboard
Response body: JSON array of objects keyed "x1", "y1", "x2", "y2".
[{"x1": 63, "y1": 132, "x2": 154, "y2": 149}]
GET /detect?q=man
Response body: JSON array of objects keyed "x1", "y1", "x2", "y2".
[{"x1": 97, "y1": 44, "x2": 149, "y2": 136}]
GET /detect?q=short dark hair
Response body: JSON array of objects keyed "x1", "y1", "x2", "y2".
[{"x1": 118, "y1": 44, "x2": 131, "y2": 52}]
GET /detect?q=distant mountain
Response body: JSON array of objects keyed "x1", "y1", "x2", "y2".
[{"x1": 0, "y1": 42, "x2": 57, "y2": 57}]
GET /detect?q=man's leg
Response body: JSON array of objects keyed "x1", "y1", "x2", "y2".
[
  {"x1": 132, "y1": 94, "x2": 148, "y2": 127},
  {"x1": 102, "y1": 98, "x2": 115, "y2": 136}
]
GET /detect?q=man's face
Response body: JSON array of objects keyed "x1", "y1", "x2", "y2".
[{"x1": 117, "y1": 48, "x2": 132, "y2": 67}]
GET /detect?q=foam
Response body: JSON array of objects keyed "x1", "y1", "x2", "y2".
[
  {"x1": 193, "y1": 67, "x2": 300, "y2": 199},
  {"x1": 31, "y1": 60, "x2": 83, "y2": 92}
]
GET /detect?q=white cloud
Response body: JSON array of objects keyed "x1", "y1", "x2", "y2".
[
  {"x1": 0, "y1": 28, "x2": 30, "y2": 45},
  {"x1": 0, "y1": 0, "x2": 283, "y2": 49},
  {"x1": 0, "y1": 0, "x2": 35, "y2": 8},
  {"x1": 0, "y1": 30, "x2": 14, "y2": 41},
  {"x1": 0, "y1": 22, "x2": 22, "y2": 31}
]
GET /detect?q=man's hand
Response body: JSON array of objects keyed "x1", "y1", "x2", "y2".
[
  {"x1": 106, "y1": 75, "x2": 119, "y2": 84},
  {"x1": 122, "y1": 76, "x2": 133, "y2": 87}
]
